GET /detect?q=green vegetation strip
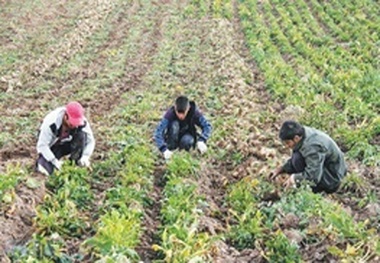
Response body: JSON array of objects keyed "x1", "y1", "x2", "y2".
[
  {"x1": 7, "y1": 0, "x2": 161, "y2": 261},
  {"x1": 238, "y1": 0, "x2": 379, "y2": 165},
  {"x1": 226, "y1": 174, "x2": 379, "y2": 261},
  {"x1": 84, "y1": 112, "x2": 155, "y2": 261},
  {"x1": 10, "y1": 165, "x2": 94, "y2": 261},
  {"x1": 153, "y1": 154, "x2": 214, "y2": 261},
  {"x1": 0, "y1": 165, "x2": 26, "y2": 204},
  {"x1": 209, "y1": 0, "x2": 379, "y2": 261}
]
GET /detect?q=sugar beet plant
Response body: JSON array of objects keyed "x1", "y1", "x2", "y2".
[
  {"x1": 84, "y1": 135, "x2": 154, "y2": 261},
  {"x1": 226, "y1": 175, "x2": 303, "y2": 261},
  {"x1": 225, "y1": 178, "x2": 265, "y2": 250},
  {"x1": 267, "y1": 188, "x2": 380, "y2": 261},
  {"x1": 153, "y1": 153, "x2": 215, "y2": 262},
  {"x1": 225, "y1": 174, "x2": 379, "y2": 261},
  {"x1": 10, "y1": 165, "x2": 94, "y2": 262},
  {"x1": 0, "y1": 164, "x2": 26, "y2": 205},
  {"x1": 82, "y1": 95, "x2": 156, "y2": 261}
]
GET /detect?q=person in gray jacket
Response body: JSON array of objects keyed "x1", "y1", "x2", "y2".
[
  {"x1": 36, "y1": 101, "x2": 95, "y2": 175},
  {"x1": 271, "y1": 120, "x2": 347, "y2": 193}
]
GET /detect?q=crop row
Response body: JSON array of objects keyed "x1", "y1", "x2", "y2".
[
  {"x1": 5, "y1": 0, "x2": 161, "y2": 261},
  {"x1": 237, "y1": 0, "x2": 379, "y2": 165}
]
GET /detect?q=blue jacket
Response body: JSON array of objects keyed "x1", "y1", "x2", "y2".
[{"x1": 154, "y1": 101, "x2": 212, "y2": 152}]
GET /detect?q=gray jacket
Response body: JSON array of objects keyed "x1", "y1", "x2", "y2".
[{"x1": 286, "y1": 127, "x2": 347, "y2": 189}]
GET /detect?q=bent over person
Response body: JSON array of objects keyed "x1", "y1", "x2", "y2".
[
  {"x1": 271, "y1": 120, "x2": 347, "y2": 193},
  {"x1": 154, "y1": 96, "x2": 212, "y2": 160},
  {"x1": 36, "y1": 101, "x2": 95, "y2": 175}
]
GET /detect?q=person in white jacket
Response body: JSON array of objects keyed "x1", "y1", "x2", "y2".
[{"x1": 36, "y1": 101, "x2": 95, "y2": 175}]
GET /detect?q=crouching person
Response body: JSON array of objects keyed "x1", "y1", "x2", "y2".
[
  {"x1": 271, "y1": 120, "x2": 347, "y2": 194},
  {"x1": 36, "y1": 101, "x2": 95, "y2": 175},
  {"x1": 154, "y1": 96, "x2": 212, "y2": 161}
]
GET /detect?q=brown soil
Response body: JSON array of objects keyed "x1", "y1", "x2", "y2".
[
  {"x1": 0, "y1": 0, "x2": 378, "y2": 262},
  {"x1": 135, "y1": 164, "x2": 166, "y2": 262}
]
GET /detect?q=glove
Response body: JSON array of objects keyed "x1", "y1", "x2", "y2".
[
  {"x1": 163, "y1": 150, "x2": 173, "y2": 161},
  {"x1": 52, "y1": 158, "x2": 63, "y2": 170},
  {"x1": 196, "y1": 141, "x2": 207, "y2": 154},
  {"x1": 37, "y1": 163, "x2": 50, "y2": 176},
  {"x1": 78, "y1": 156, "x2": 91, "y2": 167}
]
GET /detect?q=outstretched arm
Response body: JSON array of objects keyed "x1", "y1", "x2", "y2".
[{"x1": 154, "y1": 118, "x2": 169, "y2": 152}]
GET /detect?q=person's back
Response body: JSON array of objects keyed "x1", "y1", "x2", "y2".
[{"x1": 299, "y1": 127, "x2": 347, "y2": 192}]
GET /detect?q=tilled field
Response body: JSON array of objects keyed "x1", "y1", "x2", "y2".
[{"x1": 0, "y1": 0, "x2": 379, "y2": 262}]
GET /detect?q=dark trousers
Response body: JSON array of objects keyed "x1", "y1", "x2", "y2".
[
  {"x1": 36, "y1": 130, "x2": 86, "y2": 175},
  {"x1": 291, "y1": 152, "x2": 339, "y2": 194},
  {"x1": 166, "y1": 120, "x2": 194, "y2": 151}
]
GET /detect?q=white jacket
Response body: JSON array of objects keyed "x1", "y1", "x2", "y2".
[{"x1": 36, "y1": 107, "x2": 95, "y2": 162}]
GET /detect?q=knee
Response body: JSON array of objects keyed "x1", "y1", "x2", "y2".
[
  {"x1": 36, "y1": 155, "x2": 54, "y2": 175},
  {"x1": 179, "y1": 134, "x2": 194, "y2": 151}
]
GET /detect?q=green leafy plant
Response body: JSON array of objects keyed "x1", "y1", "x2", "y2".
[
  {"x1": 265, "y1": 230, "x2": 302, "y2": 263},
  {"x1": 0, "y1": 164, "x2": 25, "y2": 204},
  {"x1": 10, "y1": 233, "x2": 74, "y2": 262},
  {"x1": 84, "y1": 210, "x2": 140, "y2": 260},
  {"x1": 36, "y1": 196, "x2": 89, "y2": 237},
  {"x1": 166, "y1": 152, "x2": 200, "y2": 178},
  {"x1": 340, "y1": 172, "x2": 368, "y2": 195},
  {"x1": 228, "y1": 209, "x2": 264, "y2": 250}
]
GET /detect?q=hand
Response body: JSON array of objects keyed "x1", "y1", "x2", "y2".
[
  {"x1": 269, "y1": 167, "x2": 283, "y2": 180},
  {"x1": 283, "y1": 175, "x2": 296, "y2": 189},
  {"x1": 163, "y1": 150, "x2": 173, "y2": 161},
  {"x1": 52, "y1": 158, "x2": 63, "y2": 170},
  {"x1": 196, "y1": 141, "x2": 207, "y2": 154},
  {"x1": 79, "y1": 156, "x2": 91, "y2": 167}
]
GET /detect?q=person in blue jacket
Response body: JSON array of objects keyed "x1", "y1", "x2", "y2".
[{"x1": 154, "y1": 96, "x2": 212, "y2": 160}]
